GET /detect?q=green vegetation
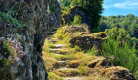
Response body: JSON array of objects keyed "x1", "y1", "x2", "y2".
[
  {"x1": 58, "y1": 0, "x2": 104, "y2": 32},
  {"x1": 48, "y1": 72, "x2": 64, "y2": 80},
  {"x1": 42, "y1": 25, "x2": 138, "y2": 79},
  {"x1": 0, "y1": 7, "x2": 25, "y2": 79},
  {"x1": 87, "y1": 45, "x2": 99, "y2": 56},
  {"x1": 100, "y1": 14, "x2": 138, "y2": 38},
  {"x1": 74, "y1": 15, "x2": 81, "y2": 25},
  {"x1": 102, "y1": 27, "x2": 138, "y2": 78},
  {"x1": 101, "y1": 36, "x2": 138, "y2": 78},
  {"x1": 49, "y1": 4, "x2": 56, "y2": 13},
  {"x1": 1, "y1": 12, "x2": 24, "y2": 29},
  {"x1": 42, "y1": 25, "x2": 108, "y2": 79},
  {"x1": 0, "y1": 7, "x2": 25, "y2": 29},
  {"x1": 105, "y1": 27, "x2": 131, "y2": 41}
]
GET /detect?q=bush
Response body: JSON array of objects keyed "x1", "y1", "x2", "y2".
[
  {"x1": 101, "y1": 36, "x2": 138, "y2": 77},
  {"x1": 105, "y1": 27, "x2": 131, "y2": 41}
]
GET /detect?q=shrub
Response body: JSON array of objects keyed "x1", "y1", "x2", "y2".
[
  {"x1": 56, "y1": 27, "x2": 69, "y2": 40},
  {"x1": 86, "y1": 45, "x2": 99, "y2": 56},
  {"x1": 0, "y1": 8, "x2": 25, "y2": 29},
  {"x1": 101, "y1": 36, "x2": 138, "y2": 77},
  {"x1": 105, "y1": 27, "x2": 131, "y2": 41}
]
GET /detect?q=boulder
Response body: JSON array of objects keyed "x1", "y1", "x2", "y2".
[
  {"x1": 70, "y1": 32, "x2": 108, "y2": 50},
  {"x1": 87, "y1": 56, "x2": 113, "y2": 68},
  {"x1": 103, "y1": 66, "x2": 136, "y2": 80}
]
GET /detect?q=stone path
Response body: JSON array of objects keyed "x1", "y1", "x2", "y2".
[
  {"x1": 46, "y1": 39, "x2": 84, "y2": 80},
  {"x1": 43, "y1": 27, "x2": 112, "y2": 80},
  {"x1": 44, "y1": 28, "x2": 85, "y2": 80}
]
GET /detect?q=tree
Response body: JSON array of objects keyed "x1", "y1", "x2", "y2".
[{"x1": 86, "y1": 0, "x2": 104, "y2": 32}]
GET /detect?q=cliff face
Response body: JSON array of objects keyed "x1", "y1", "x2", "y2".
[
  {"x1": 0, "y1": 0, "x2": 61, "y2": 80},
  {"x1": 49, "y1": 0, "x2": 61, "y2": 27}
]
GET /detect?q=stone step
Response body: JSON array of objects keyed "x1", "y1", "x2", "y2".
[
  {"x1": 51, "y1": 53, "x2": 63, "y2": 56},
  {"x1": 46, "y1": 44, "x2": 65, "y2": 48},
  {"x1": 66, "y1": 60, "x2": 83, "y2": 68},
  {"x1": 46, "y1": 35, "x2": 51, "y2": 37},
  {"x1": 48, "y1": 48, "x2": 68, "y2": 54},
  {"x1": 48, "y1": 40, "x2": 58, "y2": 43},
  {"x1": 47, "y1": 32, "x2": 54, "y2": 35},
  {"x1": 48, "y1": 48, "x2": 64, "y2": 52},
  {"x1": 57, "y1": 61, "x2": 67, "y2": 68},
  {"x1": 48, "y1": 48, "x2": 64, "y2": 54},
  {"x1": 64, "y1": 77, "x2": 85, "y2": 80},
  {"x1": 48, "y1": 37, "x2": 58, "y2": 40},
  {"x1": 53, "y1": 67, "x2": 80, "y2": 77},
  {"x1": 58, "y1": 67, "x2": 79, "y2": 71}
]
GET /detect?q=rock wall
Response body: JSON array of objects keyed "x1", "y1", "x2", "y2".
[
  {"x1": 0, "y1": 0, "x2": 61, "y2": 80},
  {"x1": 49, "y1": 0, "x2": 61, "y2": 27}
]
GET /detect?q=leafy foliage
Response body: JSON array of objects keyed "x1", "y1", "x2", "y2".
[
  {"x1": 100, "y1": 14, "x2": 138, "y2": 38},
  {"x1": 86, "y1": 0, "x2": 104, "y2": 32},
  {"x1": 74, "y1": 15, "x2": 81, "y2": 25},
  {"x1": 105, "y1": 27, "x2": 131, "y2": 41},
  {"x1": 0, "y1": 7, "x2": 25, "y2": 29},
  {"x1": 49, "y1": 4, "x2": 56, "y2": 13},
  {"x1": 58, "y1": 0, "x2": 104, "y2": 32},
  {"x1": 101, "y1": 37, "x2": 138, "y2": 77},
  {"x1": 1, "y1": 12, "x2": 22, "y2": 28}
]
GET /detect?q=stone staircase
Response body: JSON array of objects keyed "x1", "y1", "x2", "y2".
[
  {"x1": 45, "y1": 28, "x2": 85, "y2": 80},
  {"x1": 46, "y1": 40, "x2": 85, "y2": 80}
]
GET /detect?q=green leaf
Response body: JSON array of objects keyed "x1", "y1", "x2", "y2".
[{"x1": 4, "y1": 7, "x2": 9, "y2": 11}]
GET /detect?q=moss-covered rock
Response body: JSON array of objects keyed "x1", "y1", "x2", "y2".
[
  {"x1": 69, "y1": 32, "x2": 108, "y2": 50},
  {"x1": 103, "y1": 66, "x2": 136, "y2": 80}
]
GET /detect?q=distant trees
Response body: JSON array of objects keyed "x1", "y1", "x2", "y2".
[{"x1": 99, "y1": 14, "x2": 138, "y2": 38}]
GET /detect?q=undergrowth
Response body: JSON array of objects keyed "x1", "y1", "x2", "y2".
[{"x1": 101, "y1": 36, "x2": 138, "y2": 78}]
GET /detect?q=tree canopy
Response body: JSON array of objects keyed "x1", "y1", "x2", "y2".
[{"x1": 99, "y1": 14, "x2": 138, "y2": 38}]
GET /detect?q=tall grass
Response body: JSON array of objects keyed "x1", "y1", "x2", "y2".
[
  {"x1": 48, "y1": 72, "x2": 64, "y2": 80},
  {"x1": 86, "y1": 45, "x2": 99, "y2": 56},
  {"x1": 101, "y1": 37, "x2": 138, "y2": 77}
]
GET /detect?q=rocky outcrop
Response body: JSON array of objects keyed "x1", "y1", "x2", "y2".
[
  {"x1": 103, "y1": 66, "x2": 136, "y2": 80},
  {"x1": 0, "y1": 0, "x2": 61, "y2": 80},
  {"x1": 70, "y1": 32, "x2": 108, "y2": 50},
  {"x1": 49, "y1": 0, "x2": 61, "y2": 27},
  {"x1": 87, "y1": 56, "x2": 113, "y2": 68}
]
